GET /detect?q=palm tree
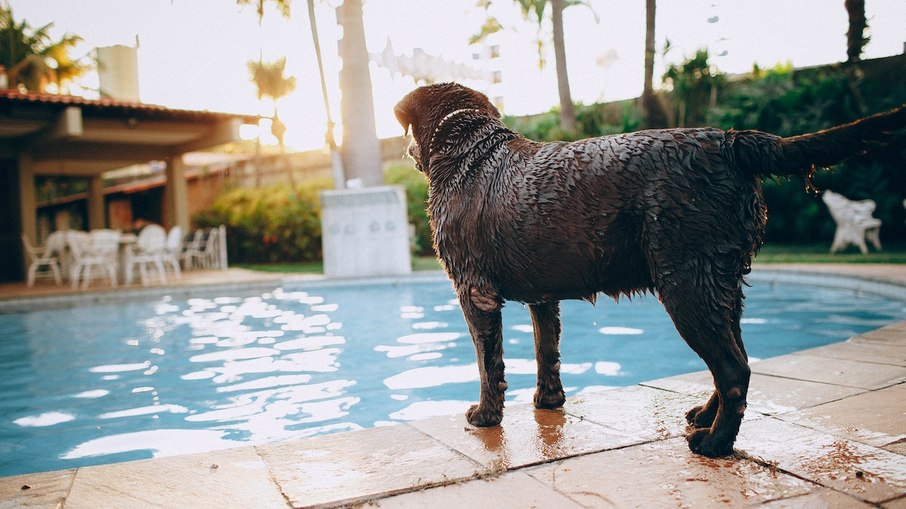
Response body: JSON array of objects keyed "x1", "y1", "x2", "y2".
[
  {"x1": 237, "y1": 0, "x2": 383, "y2": 188},
  {"x1": 842, "y1": 0, "x2": 868, "y2": 113},
  {"x1": 844, "y1": 0, "x2": 868, "y2": 63},
  {"x1": 248, "y1": 57, "x2": 297, "y2": 185},
  {"x1": 474, "y1": 0, "x2": 593, "y2": 133},
  {"x1": 336, "y1": 0, "x2": 382, "y2": 187},
  {"x1": 640, "y1": 0, "x2": 667, "y2": 128},
  {"x1": 0, "y1": 4, "x2": 88, "y2": 93}
]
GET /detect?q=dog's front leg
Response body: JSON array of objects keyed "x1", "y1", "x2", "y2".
[
  {"x1": 459, "y1": 287, "x2": 506, "y2": 427},
  {"x1": 529, "y1": 301, "x2": 566, "y2": 409}
]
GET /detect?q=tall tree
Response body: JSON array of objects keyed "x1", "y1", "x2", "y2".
[
  {"x1": 474, "y1": 0, "x2": 593, "y2": 133},
  {"x1": 0, "y1": 5, "x2": 88, "y2": 93},
  {"x1": 844, "y1": 0, "x2": 868, "y2": 63},
  {"x1": 337, "y1": 0, "x2": 382, "y2": 187},
  {"x1": 248, "y1": 57, "x2": 297, "y2": 185},
  {"x1": 549, "y1": 0, "x2": 575, "y2": 132},
  {"x1": 842, "y1": 0, "x2": 869, "y2": 113},
  {"x1": 237, "y1": 0, "x2": 381, "y2": 188},
  {"x1": 640, "y1": 0, "x2": 667, "y2": 128}
]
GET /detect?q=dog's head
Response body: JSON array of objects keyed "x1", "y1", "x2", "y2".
[{"x1": 394, "y1": 83, "x2": 500, "y2": 175}]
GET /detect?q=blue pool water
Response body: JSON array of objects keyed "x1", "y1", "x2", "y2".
[{"x1": 0, "y1": 276, "x2": 903, "y2": 476}]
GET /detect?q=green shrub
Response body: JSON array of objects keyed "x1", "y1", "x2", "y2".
[
  {"x1": 195, "y1": 177, "x2": 332, "y2": 263},
  {"x1": 384, "y1": 161, "x2": 433, "y2": 256}
]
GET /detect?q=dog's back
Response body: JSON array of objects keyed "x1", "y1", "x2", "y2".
[{"x1": 433, "y1": 126, "x2": 765, "y2": 304}]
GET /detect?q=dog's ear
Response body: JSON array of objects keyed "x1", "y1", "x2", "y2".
[{"x1": 394, "y1": 103, "x2": 412, "y2": 136}]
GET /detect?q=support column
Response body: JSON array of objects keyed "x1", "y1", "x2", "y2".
[
  {"x1": 18, "y1": 153, "x2": 37, "y2": 244},
  {"x1": 165, "y1": 154, "x2": 189, "y2": 231},
  {"x1": 88, "y1": 176, "x2": 106, "y2": 229}
]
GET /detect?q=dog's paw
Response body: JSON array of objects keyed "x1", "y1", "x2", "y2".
[
  {"x1": 686, "y1": 428, "x2": 735, "y2": 458},
  {"x1": 685, "y1": 404, "x2": 717, "y2": 428},
  {"x1": 533, "y1": 388, "x2": 566, "y2": 409},
  {"x1": 466, "y1": 404, "x2": 503, "y2": 427}
]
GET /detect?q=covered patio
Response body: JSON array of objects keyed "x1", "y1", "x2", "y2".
[{"x1": 0, "y1": 90, "x2": 255, "y2": 283}]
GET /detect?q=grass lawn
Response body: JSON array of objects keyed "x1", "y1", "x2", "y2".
[
  {"x1": 235, "y1": 243, "x2": 905, "y2": 274},
  {"x1": 754, "y1": 242, "x2": 906, "y2": 264}
]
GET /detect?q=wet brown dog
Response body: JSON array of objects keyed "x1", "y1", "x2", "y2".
[{"x1": 394, "y1": 83, "x2": 905, "y2": 457}]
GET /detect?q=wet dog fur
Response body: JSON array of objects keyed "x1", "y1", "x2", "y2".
[{"x1": 394, "y1": 82, "x2": 906, "y2": 457}]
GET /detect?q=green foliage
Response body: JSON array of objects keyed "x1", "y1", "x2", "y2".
[
  {"x1": 504, "y1": 100, "x2": 642, "y2": 142},
  {"x1": 197, "y1": 163, "x2": 437, "y2": 264},
  {"x1": 195, "y1": 178, "x2": 332, "y2": 263},
  {"x1": 710, "y1": 58, "x2": 906, "y2": 244},
  {"x1": 0, "y1": 4, "x2": 88, "y2": 92},
  {"x1": 662, "y1": 48, "x2": 726, "y2": 127},
  {"x1": 384, "y1": 161, "x2": 434, "y2": 256}
]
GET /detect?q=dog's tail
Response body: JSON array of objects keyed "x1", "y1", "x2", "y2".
[{"x1": 729, "y1": 104, "x2": 906, "y2": 180}]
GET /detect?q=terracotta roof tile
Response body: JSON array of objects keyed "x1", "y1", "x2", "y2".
[{"x1": 0, "y1": 89, "x2": 256, "y2": 121}]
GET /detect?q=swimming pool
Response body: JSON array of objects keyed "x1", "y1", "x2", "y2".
[{"x1": 1, "y1": 274, "x2": 903, "y2": 476}]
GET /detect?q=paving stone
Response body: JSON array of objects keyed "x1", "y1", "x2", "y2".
[
  {"x1": 851, "y1": 324, "x2": 906, "y2": 346},
  {"x1": 62, "y1": 446, "x2": 285, "y2": 509},
  {"x1": 737, "y1": 417, "x2": 906, "y2": 504},
  {"x1": 778, "y1": 384, "x2": 906, "y2": 449},
  {"x1": 0, "y1": 469, "x2": 74, "y2": 509},
  {"x1": 368, "y1": 471, "x2": 584, "y2": 508},
  {"x1": 563, "y1": 385, "x2": 702, "y2": 440},
  {"x1": 760, "y1": 488, "x2": 876, "y2": 508},
  {"x1": 884, "y1": 494, "x2": 906, "y2": 508},
  {"x1": 793, "y1": 340, "x2": 906, "y2": 367},
  {"x1": 256, "y1": 423, "x2": 481, "y2": 508},
  {"x1": 749, "y1": 354, "x2": 906, "y2": 390},
  {"x1": 645, "y1": 371, "x2": 865, "y2": 416},
  {"x1": 526, "y1": 437, "x2": 814, "y2": 507},
  {"x1": 408, "y1": 402, "x2": 636, "y2": 472}
]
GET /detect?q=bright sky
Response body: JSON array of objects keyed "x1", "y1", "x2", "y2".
[{"x1": 9, "y1": 0, "x2": 906, "y2": 151}]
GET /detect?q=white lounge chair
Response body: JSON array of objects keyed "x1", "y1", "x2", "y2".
[
  {"x1": 68, "y1": 229, "x2": 121, "y2": 289},
  {"x1": 163, "y1": 225, "x2": 183, "y2": 280},
  {"x1": 822, "y1": 190, "x2": 882, "y2": 254},
  {"x1": 124, "y1": 224, "x2": 168, "y2": 286},
  {"x1": 184, "y1": 228, "x2": 220, "y2": 269},
  {"x1": 21, "y1": 232, "x2": 63, "y2": 287}
]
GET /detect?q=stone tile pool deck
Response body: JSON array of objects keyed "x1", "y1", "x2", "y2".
[{"x1": 1, "y1": 265, "x2": 904, "y2": 508}]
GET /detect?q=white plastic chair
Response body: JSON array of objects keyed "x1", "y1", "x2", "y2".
[
  {"x1": 21, "y1": 232, "x2": 63, "y2": 287},
  {"x1": 162, "y1": 225, "x2": 183, "y2": 280},
  {"x1": 68, "y1": 229, "x2": 121, "y2": 289},
  {"x1": 184, "y1": 228, "x2": 220, "y2": 269},
  {"x1": 180, "y1": 229, "x2": 204, "y2": 270},
  {"x1": 822, "y1": 190, "x2": 882, "y2": 254},
  {"x1": 124, "y1": 225, "x2": 168, "y2": 286}
]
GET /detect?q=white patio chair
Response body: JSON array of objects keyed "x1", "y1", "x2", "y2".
[
  {"x1": 822, "y1": 190, "x2": 882, "y2": 254},
  {"x1": 21, "y1": 232, "x2": 63, "y2": 287},
  {"x1": 162, "y1": 225, "x2": 183, "y2": 280},
  {"x1": 180, "y1": 229, "x2": 204, "y2": 270},
  {"x1": 184, "y1": 228, "x2": 220, "y2": 269},
  {"x1": 124, "y1": 224, "x2": 168, "y2": 286},
  {"x1": 68, "y1": 229, "x2": 121, "y2": 289}
]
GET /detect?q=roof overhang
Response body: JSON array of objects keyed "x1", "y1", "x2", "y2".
[{"x1": 0, "y1": 90, "x2": 258, "y2": 177}]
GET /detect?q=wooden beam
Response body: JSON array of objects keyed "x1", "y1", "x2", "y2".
[
  {"x1": 177, "y1": 118, "x2": 241, "y2": 153},
  {"x1": 31, "y1": 141, "x2": 172, "y2": 162}
]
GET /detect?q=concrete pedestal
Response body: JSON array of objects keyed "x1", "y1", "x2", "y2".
[{"x1": 320, "y1": 186, "x2": 412, "y2": 278}]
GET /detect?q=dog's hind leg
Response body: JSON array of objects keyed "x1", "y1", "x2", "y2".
[
  {"x1": 529, "y1": 301, "x2": 566, "y2": 409},
  {"x1": 685, "y1": 289, "x2": 748, "y2": 428},
  {"x1": 459, "y1": 288, "x2": 507, "y2": 427},
  {"x1": 658, "y1": 263, "x2": 750, "y2": 457}
]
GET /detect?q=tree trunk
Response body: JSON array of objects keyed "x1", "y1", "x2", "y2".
[
  {"x1": 337, "y1": 0, "x2": 383, "y2": 187},
  {"x1": 550, "y1": 0, "x2": 576, "y2": 133},
  {"x1": 844, "y1": 0, "x2": 867, "y2": 63},
  {"x1": 306, "y1": 0, "x2": 345, "y2": 189},
  {"x1": 640, "y1": 0, "x2": 667, "y2": 128}
]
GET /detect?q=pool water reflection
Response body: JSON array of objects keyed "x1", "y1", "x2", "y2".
[{"x1": 0, "y1": 277, "x2": 902, "y2": 476}]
